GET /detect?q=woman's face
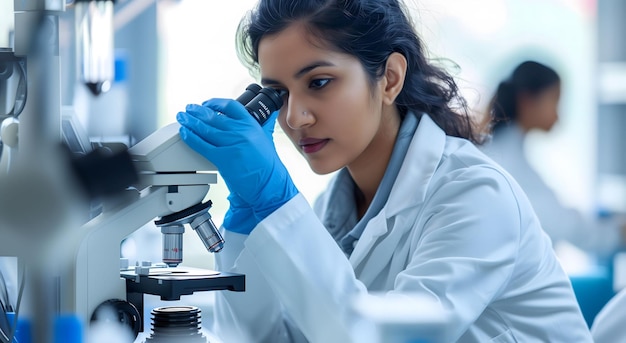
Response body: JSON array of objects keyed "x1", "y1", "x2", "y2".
[
  {"x1": 257, "y1": 24, "x2": 397, "y2": 175},
  {"x1": 519, "y1": 82, "x2": 561, "y2": 132}
]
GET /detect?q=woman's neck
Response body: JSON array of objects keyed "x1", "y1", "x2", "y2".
[{"x1": 347, "y1": 107, "x2": 401, "y2": 218}]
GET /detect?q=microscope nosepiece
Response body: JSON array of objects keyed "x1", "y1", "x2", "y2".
[{"x1": 154, "y1": 200, "x2": 223, "y2": 267}]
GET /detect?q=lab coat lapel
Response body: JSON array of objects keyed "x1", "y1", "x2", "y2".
[
  {"x1": 349, "y1": 115, "x2": 447, "y2": 276},
  {"x1": 387, "y1": 115, "x2": 445, "y2": 217},
  {"x1": 349, "y1": 212, "x2": 388, "y2": 267}
]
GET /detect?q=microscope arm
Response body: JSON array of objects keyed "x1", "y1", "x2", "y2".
[
  {"x1": 65, "y1": 122, "x2": 219, "y2": 324},
  {"x1": 65, "y1": 183, "x2": 209, "y2": 320}
]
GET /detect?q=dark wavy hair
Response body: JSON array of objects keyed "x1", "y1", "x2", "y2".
[
  {"x1": 488, "y1": 61, "x2": 560, "y2": 133},
  {"x1": 236, "y1": 0, "x2": 479, "y2": 143}
]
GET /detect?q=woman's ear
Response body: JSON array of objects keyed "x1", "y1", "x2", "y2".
[{"x1": 381, "y1": 52, "x2": 407, "y2": 105}]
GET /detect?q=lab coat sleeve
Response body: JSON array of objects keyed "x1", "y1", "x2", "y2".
[
  {"x1": 394, "y1": 165, "x2": 520, "y2": 342},
  {"x1": 591, "y1": 288, "x2": 626, "y2": 342},
  {"x1": 245, "y1": 193, "x2": 368, "y2": 343},
  {"x1": 512, "y1": 164, "x2": 593, "y2": 247},
  {"x1": 213, "y1": 227, "x2": 299, "y2": 343}
]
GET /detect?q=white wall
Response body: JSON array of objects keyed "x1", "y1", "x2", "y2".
[{"x1": 0, "y1": 0, "x2": 13, "y2": 47}]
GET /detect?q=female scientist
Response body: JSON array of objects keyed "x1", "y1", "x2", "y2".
[
  {"x1": 176, "y1": 1, "x2": 592, "y2": 342},
  {"x1": 481, "y1": 61, "x2": 595, "y2": 250}
]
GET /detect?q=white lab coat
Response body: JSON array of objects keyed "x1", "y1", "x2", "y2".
[
  {"x1": 212, "y1": 115, "x2": 592, "y2": 343},
  {"x1": 480, "y1": 125, "x2": 601, "y2": 251},
  {"x1": 591, "y1": 287, "x2": 626, "y2": 342}
]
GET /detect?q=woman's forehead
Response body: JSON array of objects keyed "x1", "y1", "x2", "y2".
[
  {"x1": 258, "y1": 24, "x2": 355, "y2": 78},
  {"x1": 259, "y1": 25, "x2": 325, "y2": 60}
]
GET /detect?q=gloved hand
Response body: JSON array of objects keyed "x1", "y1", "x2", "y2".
[
  {"x1": 220, "y1": 108, "x2": 279, "y2": 234},
  {"x1": 177, "y1": 99, "x2": 299, "y2": 235},
  {"x1": 222, "y1": 192, "x2": 256, "y2": 234}
]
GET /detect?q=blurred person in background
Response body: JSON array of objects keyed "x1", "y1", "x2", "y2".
[{"x1": 481, "y1": 61, "x2": 618, "y2": 253}]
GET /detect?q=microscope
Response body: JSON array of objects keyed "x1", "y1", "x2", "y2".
[
  {"x1": 64, "y1": 120, "x2": 240, "y2": 339},
  {"x1": 2, "y1": 81, "x2": 281, "y2": 342},
  {"x1": 63, "y1": 83, "x2": 283, "y2": 340},
  {"x1": 1, "y1": 0, "x2": 284, "y2": 340}
]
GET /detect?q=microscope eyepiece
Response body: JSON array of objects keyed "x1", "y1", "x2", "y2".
[
  {"x1": 236, "y1": 84, "x2": 283, "y2": 126},
  {"x1": 236, "y1": 83, "x2": 262, "y2": 106}
]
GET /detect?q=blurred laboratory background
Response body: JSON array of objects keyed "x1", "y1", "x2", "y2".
[{"x1": 1, "y1": 0, "x2": 626, "y2": 340}]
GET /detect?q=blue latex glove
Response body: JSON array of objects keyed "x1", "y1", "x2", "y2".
[
  {"x1": 222, "y1": 192, "x2": 255, "y2": 234},
  {"x1": 221, "y1": 109, "x2": 279, "y2": 234},
  {"x1": 177, "y1": 99, "x2": 298, "y2": 234}
]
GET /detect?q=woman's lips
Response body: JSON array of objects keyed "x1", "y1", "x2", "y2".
[{"x1": 299, "y1": 138, "x2": 329, "y2": 154}]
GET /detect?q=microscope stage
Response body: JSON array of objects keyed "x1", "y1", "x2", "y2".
[{"x1": 122, "y1": 266, "x2": 245, "y2": 301}]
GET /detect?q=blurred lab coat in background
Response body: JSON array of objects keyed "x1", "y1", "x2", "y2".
[
  {"x1": 591, "y1": 287, "x2": 626, "y2": 342},
  {"x1": 481, "y1": 124, "x2": 620, "y2": 255},
  {"x1": 482, "y1": 60, "x2": 621, "y2": 257}
]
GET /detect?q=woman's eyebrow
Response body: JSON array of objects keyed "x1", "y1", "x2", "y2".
[
  {"x1": 293, "y1": 61, "x2": 335, "y2": 78},
  {"x1": 261, "y1": 60, "x2": 336, "y2": 86}
]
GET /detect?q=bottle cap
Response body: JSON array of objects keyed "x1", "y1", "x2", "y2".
[
  {"x1": 54, "y1": 314, "x2": 83, "y2": 343},
  {"x1": 5, "y1": 312, "x2": 32, "y2": 343}
]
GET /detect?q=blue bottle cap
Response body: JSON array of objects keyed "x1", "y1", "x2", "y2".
[
  {"x1": 114, "y1": 50, "x2": 128, "y2": 83},
  {"x1": 15, "y1": 318, "x2": 32, "y2": 343},
  {"x1": 54, "y1": 314, "x2": 83, "y2": 343},
  {"x1": 5, "y1": 313, "x2": 32, "y2": 343}
]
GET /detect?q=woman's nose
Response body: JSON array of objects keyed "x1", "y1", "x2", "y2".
[{"x1": 285, "y1": 97, "x2": 315, "y2": 130}]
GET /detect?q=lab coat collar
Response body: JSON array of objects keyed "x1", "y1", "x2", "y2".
[
  {"x1": 385, "y1": 114, "x2": 446, "y2": 218},
  {"x1": 349, "y1": 114, "x2": 446, "y2": 268}
]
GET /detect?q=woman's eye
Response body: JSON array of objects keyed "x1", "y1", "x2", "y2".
[{"x1": 309, "y1": 78, "x2": 331, "y2": 89}]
